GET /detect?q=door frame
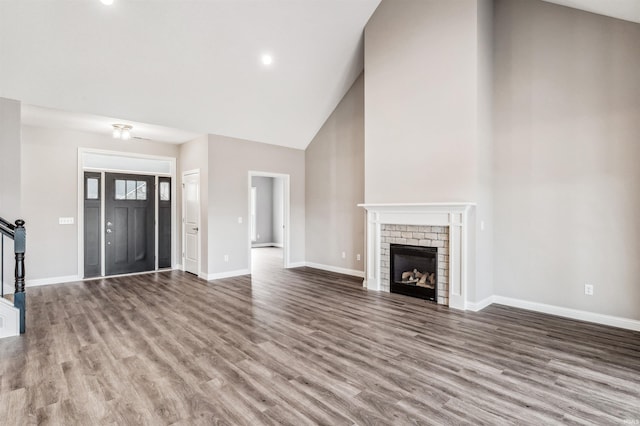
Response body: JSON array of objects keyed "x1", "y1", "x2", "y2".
[
  {"x1": 77, "y1": 148, "x2": 177, "y2": 279},
  {"x1": 247, "y1": 171, "x2": 291, "y2": 270},
  {"x1": 181, "y1": 169, "x2": 201, "y2": 277}
]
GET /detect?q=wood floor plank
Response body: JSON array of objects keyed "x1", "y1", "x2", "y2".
[{"x1": 0, "y1": 247, "x2": 638, "y2": 425}]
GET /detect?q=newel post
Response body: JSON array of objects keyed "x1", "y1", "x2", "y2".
[{"x1": 13, "y1": 219, "x2": 26, "y2": 334}]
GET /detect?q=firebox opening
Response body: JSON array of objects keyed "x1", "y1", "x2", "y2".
[{"x1": 390, "y1": 244, "x2": 438, "y2": 302}]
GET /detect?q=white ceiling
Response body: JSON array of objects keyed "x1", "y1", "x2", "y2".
[
  {"x1": 0, "y1": 0, "x2": 381, "y2": 149},
  {"x1": 542, "y1": 0, "x2": 640, "y2": 23},
  {"x1": 21, "y1": 104, "x2": 202, "y2": 144},
  {"x1": 1, "y1": 1, "x2": 636, "y2": 149}
]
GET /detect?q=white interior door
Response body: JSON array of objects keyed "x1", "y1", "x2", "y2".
[{"x1": 183, "y1": 172, "x2": 200, "y2": 275}]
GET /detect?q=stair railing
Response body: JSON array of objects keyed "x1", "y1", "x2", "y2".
[{"x1": 0, "y1": 217, "x2": 26, "y2": 334}]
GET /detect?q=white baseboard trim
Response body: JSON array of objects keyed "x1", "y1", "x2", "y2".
[
  {"x1": 491, "y1": 295, "x2": 640, "y2": 332},
  {"x1": 287, "y1": 261, "x2": 306, "y2": 268},
  {"x1": 251, "y1": 243, "x2": 279, "y2": 248},
  {"x1": 175, "y1": 263, "x2": 183, "y2": 270},
  {"x1": 466, "y1": 295, "x2": 495, "y2": 312},
  {"x1": 304, "y1": 262, "x2": 365, "y2": 278},
  {"x1": 23, "y1": 267, "x2": 183, "y2": 289},
  {"x1": 26, "y1": 275, "x2": 81, "y2": 288},
  {"x1": 205, "y1": 269, "x2": 251, "y2": 281}
]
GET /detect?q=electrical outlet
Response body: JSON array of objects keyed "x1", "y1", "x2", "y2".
[
  {"x1": 585, "y1": 284, "x2": 594, "y2": 296},
  {"x1": 341, "y1": 251, "x2": 346, "y2": 259},
  {"x1": 224, "y1": 254, "x2": 229, "y2": 262},
  {"x1": 257, "y1": 233, "x2": 260, "y2": 240},
  {"x1": 357, "y1": 254, "x2": 361, "y2": 261},
  {"x1": 238, "y1": 216, "x2": 243, "y2": 224}
]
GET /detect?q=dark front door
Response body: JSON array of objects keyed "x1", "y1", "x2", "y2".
[{"x1": 105, "y1": 173, "x2": 155, "y2": 276}]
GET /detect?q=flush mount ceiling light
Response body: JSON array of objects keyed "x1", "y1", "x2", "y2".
[
  {"x1": 100, "y1": 0, "x2": 114, "y2": 5},
  {"x1": 261, "y1": 54, "x2": 273, "y2": 66},
  {"x1": 112, "y1": 124, "x2": 132, "y2": 140}
]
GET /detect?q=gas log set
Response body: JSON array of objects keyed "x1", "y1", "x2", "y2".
[{"x1": 400, "y1": 269, "x2": 436, "y2": 288}]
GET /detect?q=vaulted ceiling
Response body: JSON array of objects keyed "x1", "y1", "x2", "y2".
[
  {"x1": 542, "y1": 0, "x2": 640, "y2": 23},
  {"x1": 1, "y1": 1, "x2": 637, "y2": 149},
  {"x1": 0, "y1": 0, "x2": 381, "y2": 149}
]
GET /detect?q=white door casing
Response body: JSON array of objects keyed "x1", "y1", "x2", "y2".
[
  {"x1": 182, "y1": 171, "x2": 200, "y2": 276},
  {"x1": 77, "y1": 148, "x2": 177, "y2": 280}
]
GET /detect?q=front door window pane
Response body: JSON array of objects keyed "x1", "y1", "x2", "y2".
[
  {"x1": 136, "y1": 181, "x2": 147, "y2": 200},
  {"x1": 126, "y1": 180, "x2": 136, "y2": 200},
  {"x1": 115, "y1": 180, "x2": 126, "y2": 200}
]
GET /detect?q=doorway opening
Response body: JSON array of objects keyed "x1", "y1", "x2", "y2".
[
  {"x1": 248, "y1": 171, "x2": 290, "y2": 273},
  {"x1": 78, "y1": 149, "x2": 176, "y2": 279}
]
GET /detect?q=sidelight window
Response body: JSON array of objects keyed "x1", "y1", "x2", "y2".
[
  {"x1": 86, "y1": 177, "x2": 99, "y2": 200},
  {"x1": 160, "y1": 181, "x2": 170, "y2": 201}
]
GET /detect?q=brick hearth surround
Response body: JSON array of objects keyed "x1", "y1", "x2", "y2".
[{"x1": 380, "y1": 224, "x2": 450, "y2": 305}]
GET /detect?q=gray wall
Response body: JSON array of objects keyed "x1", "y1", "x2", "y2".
[
  {"x1": 207, "y1": 134, "x2": 305, "y2": 274},
  {"x1": 305, "y1": 73, "x2": 365, "y2": 272},
  {"x1": 251, "y1": 176, "x2": 274, "y2": 245},
  {"x1": 272, "y1": 177, "x2": 284, "y2": 245},
  {"x1": 364, "y1": 0, "x2": 480, "y2": 204},
  {"x1": 475, "y1": 0, "x2": 494, "y2": 302},
  {"x1": 179, "y1": 135, "x2": 209, "y2": 274},
  {"x1": 493, "y1": 0, "x2": 640, "y2": 319},
  {"x1": 21, "y1": 125, "x2": 179, "y2": 280},
  {"x1": 364, "y1": 0, "x2": 492, "y2": 301},
  {"x1": 0, "y1": 98, "x2": 21, "y2": 220},
  {"x1": 0, "y1": 98, "x2": 20, "y2": 294}
]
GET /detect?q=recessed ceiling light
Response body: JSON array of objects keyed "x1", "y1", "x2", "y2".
[
  {"x1": 261, "y1": 54, "x2": 273, "y2": 66},
  {"x1": 100, "y1": 0, "x2": 114, "y2": 5}
]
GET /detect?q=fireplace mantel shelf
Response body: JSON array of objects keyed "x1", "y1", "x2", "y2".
[
  {"x1": 358, "y1": 203, "x2": 476, "y2": 214},
  {"x1": 358, "y1": 202, "x2": 476, "y2": 208}
]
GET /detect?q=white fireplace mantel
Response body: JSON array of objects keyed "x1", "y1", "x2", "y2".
[{"x1": 358, "y1": 203, "x2": 476, "y2": 310}]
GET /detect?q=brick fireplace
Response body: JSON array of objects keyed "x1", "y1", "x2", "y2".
[{"x1": 358, "y1": 203, "x2": 475, "y2": 310}]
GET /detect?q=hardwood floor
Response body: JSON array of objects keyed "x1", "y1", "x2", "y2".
[{"x1": 0, "y1": 248, "x2": 638, "y2": 425}]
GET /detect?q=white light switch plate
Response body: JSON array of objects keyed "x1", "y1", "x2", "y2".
[{"x1": 59, "y1": 217, "x2": 74, "y2": 225}]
